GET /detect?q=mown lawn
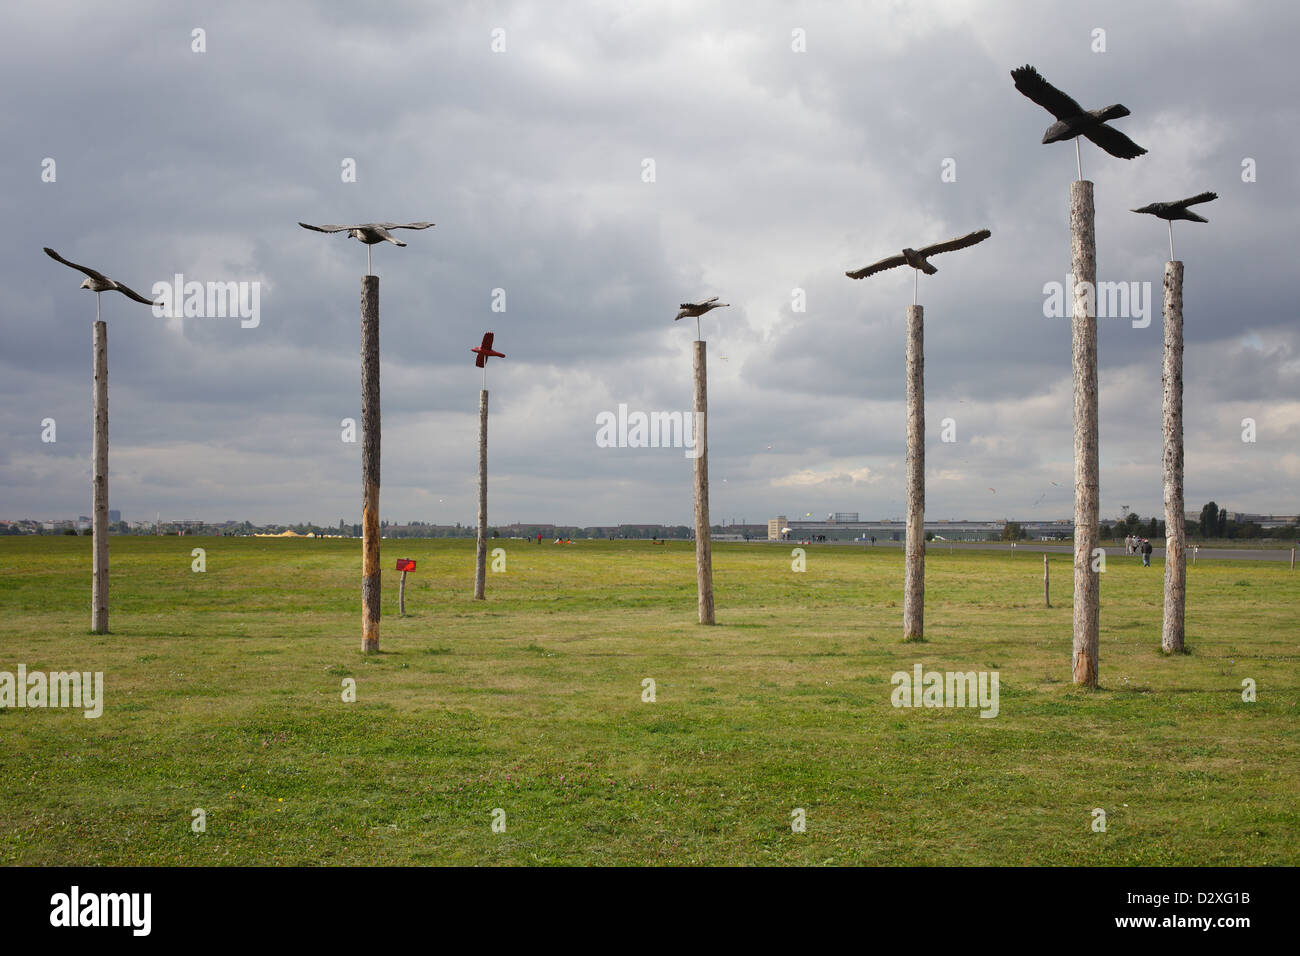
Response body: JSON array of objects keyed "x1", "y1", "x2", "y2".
[{"x1": 0, "y1": 535, "x2": 1295, "y2": 865}]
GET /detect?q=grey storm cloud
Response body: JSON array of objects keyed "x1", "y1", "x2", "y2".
[{"x1": 2, "y1": 0, "x2": 1296, "y2": 526}]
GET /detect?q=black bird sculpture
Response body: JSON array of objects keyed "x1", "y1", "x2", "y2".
[
  {"x1": 1011, "y1": 65, "x2": 1146, "y2": 178},
  {"x1": 846, "y1": 229, "x2": 991, "y2": 302},
  {"x1": 1132, "y1": 191, "x2": 1217, "y2": 259}
]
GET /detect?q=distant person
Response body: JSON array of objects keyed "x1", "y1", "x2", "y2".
[{"x1": 1141, "y1": 538, "x2": 1153, "y2": 566}]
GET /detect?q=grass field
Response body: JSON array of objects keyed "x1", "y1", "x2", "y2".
[{"x1": 0, "y1": 535, "x2": 1296, "y2": 865}]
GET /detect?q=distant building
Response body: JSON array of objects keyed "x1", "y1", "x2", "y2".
[
  {"x1": 769, "y1": 516, "x2": 1073, "y2": 541},
  {"x1": 108, "y1": 510, "x2": 121, "y2": 523},
  {"x1": 1226, "y1": 512, "x2": 1298, "y2": 529}
]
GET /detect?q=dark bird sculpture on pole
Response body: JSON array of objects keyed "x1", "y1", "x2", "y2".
[
  {"x1": 1132, "y1": 192, "x2": 1217, "y2": 259},
  {"x1": 298, "y1": 221, "x2": 434, "y2": 275},
  {"x1": 675, "y1": 297, "x2": 729, "y2": 340},
  {"x1": 44, "y1": 247, "x2": 158, "y2": 313},
  {"x1": 846, "y1": 229, "x2": 991, "y2": 303},
  {"x1": 1011, "y1": 65, "x2": 1146, "y2": 179}
]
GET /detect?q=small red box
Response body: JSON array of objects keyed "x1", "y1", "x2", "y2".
[{"x1": 395, "y1": 558, "x2": 416, "y2": 572}]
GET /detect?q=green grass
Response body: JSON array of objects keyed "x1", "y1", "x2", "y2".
[{"x1": 0, "y1": 535, "x2": 1296, "y2": 865}]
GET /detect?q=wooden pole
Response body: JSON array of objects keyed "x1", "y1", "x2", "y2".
[
  {"x1": 1291, "y1": 548, "x2": 1294, "y2": 571},
  {"x1": 399, "y1": 569, "x2": 407, "y2": 616},
  {"x1": 1044, "y1": 552, "x2": 1050, "y2": 607},
  {"x1": 1070, "y1": 180, "x2": 1099, "y2": 687},
  {"x1": 692, "y1": 340, "x2": 715, "y2": 624},
  {"x1": 903, "y1": 304, "x2": 925, "y2": 641},
  {"x1": 474, "y1": 388, "x2": 488, "y2": 600},
  {"x1": 92, "y1": 319, "x2": 108, "y2": 634},
  {"x1": 1161, "y1": 260, "x2": 1186, "y2": 653},
  {"x1": 361, "y1": 276, "x2": 381, "y2": 653}
]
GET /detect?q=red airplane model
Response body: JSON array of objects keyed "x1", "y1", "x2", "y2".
[{"x1": 472, "y1": 332, "x2": 505, "y2": 367}]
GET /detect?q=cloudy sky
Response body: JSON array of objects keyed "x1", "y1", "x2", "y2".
[{"x1": 2, "y1": 0, "x2": 1296, "y2": 527}]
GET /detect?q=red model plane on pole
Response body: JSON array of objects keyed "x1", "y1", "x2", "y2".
[{"x1": 472, "y1": 332, "x2": 505, "y2": 367}]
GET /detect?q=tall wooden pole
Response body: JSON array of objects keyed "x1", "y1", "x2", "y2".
[
  {"x1": 361, "y1": 276, "x2": 381, "y2": 653},
  {"x1": 1070, "y1": 180, "x2": 1099, "y2": 687},
  {"x1": 903, "y1": 304, "x2": 925, "y2": 641},
  {"x1": 1044, "y1": 552, "x2": 1050, "y2": 607},
  {"x1": 1161, "y1": 260, "x2": 1186, "y2": 653},
  {"x1": 692, "y1": 340, "x2": 715, "y2": 624},
  {"x1": 474, "y1": 388, "x2": 488, "y2": 600},
  {"x1": 92, "y1": 319, "x2": 108, "y2": 634}
]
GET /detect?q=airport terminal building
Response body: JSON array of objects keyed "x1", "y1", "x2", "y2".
[{"x1": 767, "y1": 514, "x2": 1074, "y2": 541}]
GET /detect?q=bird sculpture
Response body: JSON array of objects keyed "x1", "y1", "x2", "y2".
[
  {"x1": 1131, "y1": 192, "x2": 1217, "y2": 259},
  {"x1": 472, "y1": 332, "x2": 504, "y2": 386},
  {"x1": 1011, "y1": 65, "x2": 1146, "y2": 179},
  {"x1": 846, "y1": 229, "x2": 991, "y2": 302},
  {"x1": 472, "y1": 332, "x2": 505, "y2": 368},
  {"x1": 44, "y1": 247, "x2": 158, "y2": 317},
  {"x1": 675, "y1": 297, "x2": 730, "y2": 339},
  {"x1": 298, "y1": 221, "x2": 434, "y2": 274}
]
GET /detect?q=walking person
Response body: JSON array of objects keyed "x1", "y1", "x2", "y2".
[{"x1": 1141, "y1": 538, "x2": 1153, "y2": 567}]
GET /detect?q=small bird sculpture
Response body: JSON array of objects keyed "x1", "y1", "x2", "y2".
[
  {"x1": 846, "y1": 230, "x2": 991, "y2": 302},
  {"x1": 298, "y1": 221, "x2": 434, "y2": 274},
  {"x1": 44, "y1": 247, "x2": 158, "y2": 317},
  {"x1": 675, "y1": 297, "x2": 730, "y2": 339},
  {"x1": 1131, "y1": 192, "x2": 1217, "y2": 259}
]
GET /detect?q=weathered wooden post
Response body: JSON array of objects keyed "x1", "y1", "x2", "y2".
[
  {"x1": 845, "y1": 231, "x2": 990, "y2": 643},
  {"x1": 399, "y1": 567, "x2": 408, "y2": 616},
  {"x1": 693, "y1": 339, "x2": 715, "y2": 624},
  {"x1": 1161, "y1": 261, "x2": 1186, "y2": 653},
  {"x1": 1134, "y1": 192, "x2": 1216, "y2": 656},
  {"x1": 904, "y1": 304, "x2": 924, "y2": 641},
  {"x1": 92, "y1": 319, "x2": 109, "y2": 634},
  {"x1": 1044, "y1": 552, "x2": 1050, "y2": 607},
  {"x1": 474, "y1": 387, "x2": 488, "y2": 600},
  {"x1": 296, "y1": 220, "x2": 434, "y2": 652},
  {"x1": 361, "y1": 275, "x2": 381, "y2": 653},
  {"x1": 1011, "y1": 64, "x2": 1147, "y2": 688},
  {"x1": 1070, "y1": 179, "x2": 1100, "y2": 687},
  {"x1": 43, "y1": 248, "x2": 161, "y2": 635},
  {"x1": 469, "y1": 332, "x2": 504, "y2": 601},
  {"x1": 674, "y1": 299, "x2": 727, "y2": 625}
]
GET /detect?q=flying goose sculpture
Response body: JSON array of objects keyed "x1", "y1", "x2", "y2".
[
  {"x1": 846, "y1": 229, "x2": 991, "y2": 302},
  {"x1": 1132, "y1": 191, "x2": 1217, "y2": 259},
  {"x1": 1011, "y1": 65, "x2": 1146, "y2": 179},
  {"x1": 44, "y1": 247, "x2": 158, "y2": 316},
  {"x1": 298, "y1": 221, "x2": 434, "y2": 274},
  {"x1": 675, "y1": 297, "x2": 730, "y2": 339}
]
